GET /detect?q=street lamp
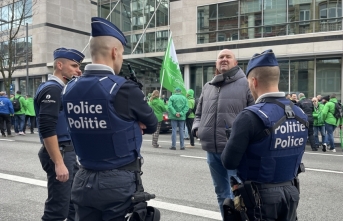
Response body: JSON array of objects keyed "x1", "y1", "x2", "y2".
[{"x1": 0, "y1": 19, "x2": 29, "y2": 95}]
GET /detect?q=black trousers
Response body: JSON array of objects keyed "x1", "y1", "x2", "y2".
[
  {"x1": 186, "y1": 118, "x2": 194, "y2": 146},
  {"x1": 71, "y1": 168, "x2": 136, "y2": 221},
  {"x1": 308, "y1": 120, "x2": 316, "y2": 149},
  {"x1": 38, "y1": 146, "x2": 79, "y2": 221},
  {"x1": 0, "y1": 113, "x2": 11, "y2": 135},
  {"x1": 24, "y1": 115, "x2": 35, "y2": 133},
  {"x1": 247, "y1": 185, "x2": 299, "y2": 221}
]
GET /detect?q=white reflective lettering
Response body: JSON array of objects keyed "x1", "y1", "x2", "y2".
[
  {"x1": 67, "y1": 103, "x2": 73, "y2": 114},
  {"x1": 95, "y1": 105, "x2": 102, "y2": 113}
]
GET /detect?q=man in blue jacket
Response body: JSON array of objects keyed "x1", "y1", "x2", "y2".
[{"x1": 0, "y1": 91, "x2": 14, "y2": 137}]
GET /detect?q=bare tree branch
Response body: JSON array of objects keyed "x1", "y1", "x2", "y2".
[{"x1": 0, "y1": 0, "x2": 36, "y2": 95}]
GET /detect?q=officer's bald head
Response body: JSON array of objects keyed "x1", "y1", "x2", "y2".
[
  {"x1": 248, "y1": 66, "x2": 280, "y2": 88},
  {"x1": 90, "y1": 36, "x2": 124, "y2": 74},
  {"x1": 90, "y1": 36, "x2": 122, "y2": 60}
]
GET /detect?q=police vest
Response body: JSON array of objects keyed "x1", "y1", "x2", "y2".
[
  {"x1": 237, "y1": 98, "x2": 308, "y2": 183},
  {"x1": 62, "y1": 70, "x2": 142, "y2": 170},
  {"x1": 34, "y1": 80, "x2": 71, "y2": 144}
]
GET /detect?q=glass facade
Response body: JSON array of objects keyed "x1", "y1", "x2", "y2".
[
  {"x1": 0, "y1": 0, "x2": 33, "y2": 31},
  {"x1": 188, "y1": 56, "x2": 342, "y2": 100},
  {"x1": 0, "y1": 36, "x2": 33, "y2": 67},
  {"x1": 98, "y1": 0, "x2": 169, "y2": 54},
  {"x1": 19, "y1": 76, "x2": 42, "y2": 96},
  {"x1": 197, "y1": 0, "x2": 343, "y2": 43}
]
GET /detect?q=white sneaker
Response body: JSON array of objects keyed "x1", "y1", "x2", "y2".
[
  {"x1": 331, "y1": 149, "x2": 336, "y2": 152},
  {"x1": 19, "y1": 132, "x2": 26, "y2": 136}
]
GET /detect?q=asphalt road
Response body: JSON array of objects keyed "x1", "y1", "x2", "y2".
[{"x1": 0, "y1": 132, "x2": 343, "y2": 221}]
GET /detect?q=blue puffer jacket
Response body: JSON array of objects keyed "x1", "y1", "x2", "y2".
[{"x1": 0, "y1": 96, "x2": 14, "y2": 114}]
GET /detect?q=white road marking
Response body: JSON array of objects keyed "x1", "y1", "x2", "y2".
[
  {"x1": 0, "y1": 172, "x2": 221, "y2": 220},
  {"x1": 305, "y1": 168, "x2": 343, "y2": 174},
  {"x1": 143, "y1": 139, "x2": 201, "y2": 145},
  {"x1": 304, "y1": 152, "x2": 343, "y2": 157},
  {"x1": 0, "y1": 173, "x2": 46, "y2": 187},
  {"x1": 180, "y1": 155, "x2": 343, "y2": 174},
  {"x1": 0, "y1": 139, "x2": 15, "y2": 142}
]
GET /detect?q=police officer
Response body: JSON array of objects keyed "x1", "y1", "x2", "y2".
[
  {"x1": 62, "y1": 17, "x2": 158, "y2": 221},
  {"x1": 221, "y1": 49, "x2": 308, "y2": 221},
  {"x1": 35, "y1": 48, "x2": 84, "y2": 221}
]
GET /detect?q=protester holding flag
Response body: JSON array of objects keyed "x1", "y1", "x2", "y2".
[{"x1": 192, "y1": 49, "x2": 254, "y2": 219}]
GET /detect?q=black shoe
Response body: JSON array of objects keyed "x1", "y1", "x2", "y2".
[
  {"x1": 180, "y1": 147, "x2": 185, "y2": 150},
  {"x1": 184, "y1": 138, "x2": 190, "y2": 140},
  {"x1": 1, "y1": 134, "x2": 6, "y2": 137},
  {"x1": 312, "y1": 148, "x2": 318, "y2": 151},
  {"x1": 322, "y1": 143, "x2": 327, "y2": 152},
  {"x1": 169, "y1": 147, "x2": 176, "y2": 150},
  {"x1": 30, "y1": 132, "x2": 34, "y2": 134}
]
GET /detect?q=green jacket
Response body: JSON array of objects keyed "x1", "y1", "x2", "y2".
[
  {"x1": 168, "y1": 93, "x2": 189, "y2": 120},
  {"x1": 148, "y1": 98, "x2": 166, "y2": 122},
  {"x1": 312, "y1": 103, "x2": 324, "y2": 126},
  {"x1": 186, "y1": 89, "x2": 195, "y2": 119},
  {"x1": 11, "y1": 95, "x2": 27, "y2": 115},
  {"x1": 25, "y1": 97, "x2": 36, "y2": 116},
  {"x1": 322, "y1": 98, "x2": 343, "y2": 126}
]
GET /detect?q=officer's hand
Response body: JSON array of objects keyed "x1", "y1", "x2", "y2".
[
  {"x1": 176, "y1": 113, "x2": 180, "y2": 118},
  {"x1": 139, "y1": 122, "x2": 146, "y2": 134},
  {"x1": 55, "y1": 164, "x2": 69, "y2": 182}
]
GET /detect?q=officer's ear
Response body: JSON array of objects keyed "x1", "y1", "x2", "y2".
[{"x1": 111, "y1": 47, "x2": 117, "y2": 60}]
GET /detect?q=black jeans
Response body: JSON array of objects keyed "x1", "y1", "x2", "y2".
[
  {"x1": 24, "y1": 115, "x2": 35, "y2": 133},
  {"x1": 186, "y1": 118, "x2": 194, "y2": 146},
  {"x1": 0, "y1": 113, "x2": 11, "y2": 135},
  {"x1": 308, "y1": 121, "x2": 316, "y2": 149}
]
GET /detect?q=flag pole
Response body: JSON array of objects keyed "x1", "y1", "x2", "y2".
[
  {"x1": 159, "y1": 69, "x2": 165, "y2": 98},
  {"x1": 159, "y1": 31, "x2": 172, "y2": 98}
]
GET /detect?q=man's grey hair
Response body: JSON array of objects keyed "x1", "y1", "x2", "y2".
[{"x1": 298, "y1": 93, "x2": 305, "y2": 99}]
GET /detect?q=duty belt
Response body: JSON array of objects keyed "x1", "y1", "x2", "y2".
[
  {"x1": 253, "y1": 180, "x2": 294, "y2": 189},
  {"x1": 43, "y1": 141, "x2": 74, "y2": 152}
]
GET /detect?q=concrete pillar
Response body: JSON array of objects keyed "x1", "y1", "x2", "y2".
[{"x1": 184, "y1": 64, "x2": 190, "y2": 90}]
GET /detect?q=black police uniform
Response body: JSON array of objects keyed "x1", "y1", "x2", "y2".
[
  {"x1": 35, "y1": 75, "x2": 78, "y2": 221},
  {"x1": 221, "y1": 94, "x2": 307, "y2": 221},
  {"x1": 62, "y1": 65, "x2": 158, "y2": 221}
]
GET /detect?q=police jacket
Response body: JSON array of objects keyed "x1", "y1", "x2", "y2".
[
  {"x1": 62, "y1": 64, "x2": 157, "y2": 170},
  {"x1": 192, "y1": 66, "x2": 254, "y2": 153},
  {"x1": 221, "y1": 92, "x2": 308, "y2": 183},
  {"x1": 0, "y1": 96, "x2": 14, "y2": 114},
  {"x1": 297, "y1": 97, "x2": 314, "y2": 122},
  {"x1": 34, "y1": 75, "x2": 71, "y2": 144}
]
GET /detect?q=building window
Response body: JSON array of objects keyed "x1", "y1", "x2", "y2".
[
  {"x1": 316, "y1": 58, "x2": 342, "y2": 100},
  {"x1": 197, "y1": 0, "x2": 342, "y2": 44},
  {"x1": 290, "y1": 59, "x2": 315, "y2": 98}
]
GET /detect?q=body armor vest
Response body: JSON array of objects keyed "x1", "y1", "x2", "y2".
[
  {"x1": 237, "y1": 98, "x2": 308, "y2": 183},
  {"x1": 62, "y1": 70, "x2": 142, "y2": 170},
  {"x1": 34, "y1": 80, "x2": 71, "y2": 144}
]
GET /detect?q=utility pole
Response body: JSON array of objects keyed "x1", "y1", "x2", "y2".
[{"x1": 26, "y1": 23, "x2": 29, "y2": 95}]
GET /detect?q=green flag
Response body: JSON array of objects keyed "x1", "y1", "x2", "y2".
[{"x1": 160, "y1": 35, "x2": 186, "y2": 95}]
